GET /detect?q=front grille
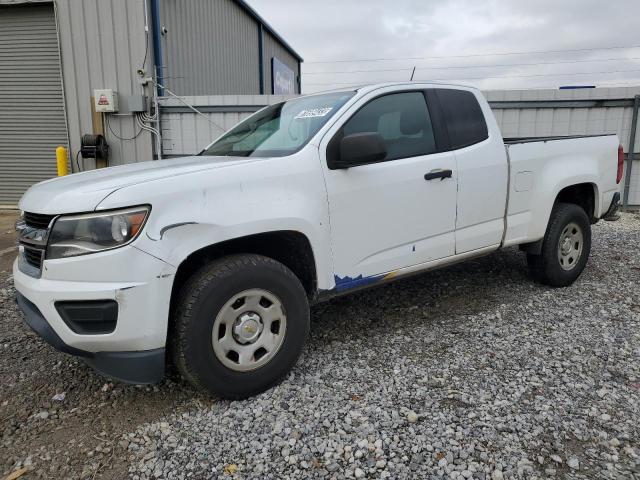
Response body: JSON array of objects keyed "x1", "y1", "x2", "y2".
[
  {"x1": 24, "y1": 212, "x2": 55, "y2": 229},
  {"x1": 23, "y1": 246, "x2": 44, "y2": 269}
]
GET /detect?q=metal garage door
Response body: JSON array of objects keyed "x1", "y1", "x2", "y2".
[{"x1": 0, "y1": 3, "x2": 68, "y2": 206}]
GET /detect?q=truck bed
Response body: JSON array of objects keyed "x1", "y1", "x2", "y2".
[{"x1": 501, "y1": 133, "x2": 620, "y2": 248}]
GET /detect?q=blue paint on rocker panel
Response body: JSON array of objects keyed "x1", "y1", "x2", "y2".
[
  {"x1": 333, "y1": 274, "x2": 381, "y2": 292},
  {"x1": 333, "y1": 274, "x2": 385, "y2": 292}
]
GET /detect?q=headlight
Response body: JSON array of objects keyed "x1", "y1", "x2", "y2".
[{"x1": 46, "y1": 206, "x2": 150, "y2": 260}]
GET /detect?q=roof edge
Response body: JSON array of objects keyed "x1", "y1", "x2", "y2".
[{"x1": 234, "y1": 0, "x2": 303, "y2": 63}]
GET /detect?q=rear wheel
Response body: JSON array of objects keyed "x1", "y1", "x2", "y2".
[
  {"x1": 172, "y1": 254, "x2": 310, "y2": 399},
  {"x1": 527, "y1": 202, "x2": 591, "y2": 287}
]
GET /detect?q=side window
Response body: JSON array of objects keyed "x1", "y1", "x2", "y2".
[
  {"x1": 435, "y1": 89, "x2": 488, "y2": 149},
  {"x1": 341, "y1": 92, "x2": 437, "y2": 161}
]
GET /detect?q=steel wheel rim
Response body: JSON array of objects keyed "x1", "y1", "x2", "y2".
[
  {"x1": 557, "y1": 222, "x2": 584, "y2": 271},
  {"x1": 211, "y1": 289, "x2": 287, "y2": 372}
]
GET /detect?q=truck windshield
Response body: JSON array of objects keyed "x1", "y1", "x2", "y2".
[{"x1": 201, "y1": 92, "x2": 355, "y2": 157}]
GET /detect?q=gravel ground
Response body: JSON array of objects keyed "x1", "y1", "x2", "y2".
[{"x1": 1, "y1": 213, "x2": 639, "y2": 479}]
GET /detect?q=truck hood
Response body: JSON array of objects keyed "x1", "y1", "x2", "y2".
[{"x1": 19, "y1": 156, "x2": 258, "y2": 214}]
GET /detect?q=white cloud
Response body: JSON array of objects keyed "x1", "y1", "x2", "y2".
[{"x1": 248, "y1": 0, "x2": 640, "y2": 93}]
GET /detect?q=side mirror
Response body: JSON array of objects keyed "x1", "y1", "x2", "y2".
[{"x1": 328, "y1": 132, "x2": 387, "y2": 169}]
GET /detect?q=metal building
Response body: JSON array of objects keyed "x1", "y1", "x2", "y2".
[
  {"x1": 160, "y1": 0, "x2": 302, "y2": 96},
  {"x1": 0, "y1": 0, "x2": 302, "y2": 206}
]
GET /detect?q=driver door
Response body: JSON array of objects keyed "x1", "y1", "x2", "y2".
[{"x1": 319, "y1": 90, "x2": 458, "y2": 287}]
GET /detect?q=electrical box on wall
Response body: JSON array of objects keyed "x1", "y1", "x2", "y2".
[
  {"x1": 120, "y1": 95, "x2": 148, "y2": 113},
  {"x1": 94, "y1": 89, "x2": 119, "y2": 113}
]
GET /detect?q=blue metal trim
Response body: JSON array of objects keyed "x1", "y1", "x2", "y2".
[
  {"x1": 333, "y1": 274, "x2": 384, "y2": 293},
  {"x1": 270, "y1": 57, "x2": 275, "y2": 95},
  {"x1": 258, "y1": 23, "x2": 265, "y2": 95},
  {"x1": 150, "y1": 0, "x2": 164, "y2": 96}
]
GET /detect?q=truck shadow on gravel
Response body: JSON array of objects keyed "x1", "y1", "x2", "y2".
[{"x1": 310, "y1": 247, "x2": 531, "y2": 341}]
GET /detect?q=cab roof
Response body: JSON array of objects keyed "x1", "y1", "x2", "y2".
[{"x1": 308, "y1": 82, "x2": 479, "y2": 96}]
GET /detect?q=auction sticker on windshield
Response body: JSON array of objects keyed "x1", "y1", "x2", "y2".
[{"x1": 295, "y1": 107, "x2": 333, "y2": 119}]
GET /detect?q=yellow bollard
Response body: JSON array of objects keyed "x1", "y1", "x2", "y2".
[{"x1": 56, "y1": 146, "x2": 69, "y2": 176}]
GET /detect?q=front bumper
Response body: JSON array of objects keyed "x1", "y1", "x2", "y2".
[
  {"x1": 13, "y1": 245, "x2": 177, "y2": 384},
  {"x1": 17, "y1": 293, "x2": 164, "y2": 383}
]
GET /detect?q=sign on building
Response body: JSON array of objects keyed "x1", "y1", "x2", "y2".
[{"x1": 272, "y1": 57, "x2": 296, "y2": 95}]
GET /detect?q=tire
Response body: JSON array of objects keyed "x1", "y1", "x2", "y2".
[
  {"x1": 527, "y1": 202, "x2": 591, "y2": 287},
  {"x1": 171, "y1": 254, "x2": 310, "y2": 399}
]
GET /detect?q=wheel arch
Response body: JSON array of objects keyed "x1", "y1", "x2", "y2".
[
  {"x1": 169, "y1": 230, "x2": 318, "y2": 317},
  {"x1": 520, "y1": 181, "x2": 598, "y2": 255},
  {"x1": 554, "y1": 182, "x2": 599, "y2": 222}
]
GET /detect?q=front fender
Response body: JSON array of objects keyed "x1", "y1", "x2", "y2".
[
  {"x1": 136, "y1": 219, "x2": 332, "y2": 289},
  {"x1": 97, "y1": 148, "x2": 335, "y2": 290}
]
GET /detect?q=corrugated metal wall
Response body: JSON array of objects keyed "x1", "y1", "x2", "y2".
[
  {"x1": 159, "y1": 95, "x2": 294, "y2": 156},
  {"x1": 54, "y1": 0, "x2": 154, "y2": 168},
  {"x1": 484, "y1": 87, "x2": 640, "y2": 205},
  {"x1": 0, "y1": 3, "x2": 68, "y2": 205},
  {"x1": 263, "y1": 30, "x2": 300, "y2": 94},
  {"x1": 485, "y1": 87, "x2": 640, "y2": 146},
  {"x1": 159, "y1": 0, "x2": 301, "y2": 96},
  {"x1": 161, "y1": 0, "x2": 260, "y2": 95}
]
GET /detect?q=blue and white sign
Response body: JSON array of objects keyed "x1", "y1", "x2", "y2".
[{"x1": 272, "y1": 57, "x2": 296, "y2": 95}]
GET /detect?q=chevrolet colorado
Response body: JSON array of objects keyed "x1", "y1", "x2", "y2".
[{"x1": 14, "y1": 83, "x2": 623, "y2": 398}]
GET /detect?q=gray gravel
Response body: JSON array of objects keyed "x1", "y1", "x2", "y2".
[
  {"x1": 124, "y1": 214, "x2": 640, "y2": 479},
  {"x1": 1, "y1": 213, "x2": 639, "y2": 479}
]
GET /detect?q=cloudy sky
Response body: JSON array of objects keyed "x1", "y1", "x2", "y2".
[{"x1": 248, "y1": 0, "x2": 640, "y2": 93}]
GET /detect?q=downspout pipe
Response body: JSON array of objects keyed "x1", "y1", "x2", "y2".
[
  {"x1": 150, "y1": 0, "x2": 164, "y2": 97},
  {"x1": 258, "y1": 23, "x2": 265, "y2": 95}
]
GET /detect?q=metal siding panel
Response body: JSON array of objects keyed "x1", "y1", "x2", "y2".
[
  {"x1": 518, "y1": 109, "x2": 537, "y2": 136},
  {"x1": 162, "y1": 0, "x2": 260, "y2": 95},
  {"x1": 535, "y1": 109, "x2": 553, "y2": 137},
  {"x1": 630, "y1": 159, "x2": 640, "y2": 204},
  {"x1": 263, "y1": 30, "x2": 299, "y2": 94},
  {"x1": 568, "y1": 109, "x2": 586, "y2": 135},
  {"x1": 54, "y1": 0, "x2": 154, "y2": 169},
  {"x1": 604, "y1": 107, "x2": 625, "y2": 134},
  {"x1": 499, "y1": 109, "x2": 520, "y2": 138},
  {"x1": 551, "y1": 108, "x2": 571, "y2": 136},
  {"x1": 62, "y1": 0, "x2": 95, "y2": 169},
  {"x1": 0, "y1": 3, "x2": 67, "y2": 204}
]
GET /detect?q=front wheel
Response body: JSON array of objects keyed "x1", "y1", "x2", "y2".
[
  {"x1": 171, "y1": 254, "x2": 310, "y2": 399},
  {"x1": 527, "y1": 203, "x2": 592, "y2": 287}
]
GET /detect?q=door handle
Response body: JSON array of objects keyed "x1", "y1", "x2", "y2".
[{"x1": 424, "y1": 169, "x2": 453, "y2": 181}]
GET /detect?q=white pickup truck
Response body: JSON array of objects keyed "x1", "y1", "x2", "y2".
[{"x1": 14, "y1": 82, "x2": 622, "y2": 398}]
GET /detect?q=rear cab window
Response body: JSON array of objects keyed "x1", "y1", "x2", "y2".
[
  {"x1": 433, "y1": 89, "x2": 489, "y2": 149},
  {"x1": 330, "y1": 91, "x2": 438, "y2": 163}
]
